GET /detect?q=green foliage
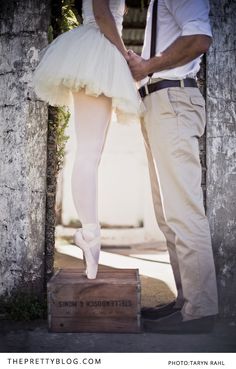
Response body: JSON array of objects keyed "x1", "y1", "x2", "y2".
[
  {"x1": 48, "y1": 25, "x2": 54, "y2": 43},
  {"x1": 55, "y1": 107, "x2": 70, "y2": 172},
  {"x1": 49, "y1": 0, "x2": 80, "y2": 40},
  {"x1": 0, "y1": 293, "x2": 47, "y2": 321},
  {"x1": 48, "y1": 107, "x2": 70, "y2": 173},
  {"x1": 47, "y1": 1, "x2": 78, "y2": 172},
  {"x1": 61, "y1": 0, "x2": 80, "y2": 32}
]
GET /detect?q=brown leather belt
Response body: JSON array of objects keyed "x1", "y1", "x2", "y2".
[{"x1": 138, "y1": 78, "x2": 198, "y2": 99}]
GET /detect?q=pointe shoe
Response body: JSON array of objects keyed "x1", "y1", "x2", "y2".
[{"x1": 74, "y1": 228, "x2": 101, "y2": 279}]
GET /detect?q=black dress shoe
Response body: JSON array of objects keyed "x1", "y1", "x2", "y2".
[
  {"x1": 141, "y1": 300, "x2": 181, "y2": 320},
  {"x1": 142, "y1": 311, "x2": 216, "y2": 334}
]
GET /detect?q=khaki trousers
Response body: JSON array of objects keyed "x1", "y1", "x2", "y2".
[{"x1": 141, "y1": 86, "x2": 218, "y2": 320}]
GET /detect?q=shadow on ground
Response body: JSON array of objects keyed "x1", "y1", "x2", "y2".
[{"x1": 0, "y1": 318, "x2": 236, "y2": 353}]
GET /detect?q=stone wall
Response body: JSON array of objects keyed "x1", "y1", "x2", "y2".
[
  {"x1": 0, "y1": 0, "x2": 50, "y2": 296},
  {"x1": 207, "y1": 0, "x2": 236, "y2": 317}
]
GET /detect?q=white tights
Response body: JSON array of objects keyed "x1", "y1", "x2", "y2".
[{"x1": 71, "y1": 90, "x2": 112, "y2": 235}]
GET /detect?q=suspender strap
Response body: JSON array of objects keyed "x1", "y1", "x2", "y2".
[{"x1": 148, "y1": 0, "x2": 158, "y2": 77}]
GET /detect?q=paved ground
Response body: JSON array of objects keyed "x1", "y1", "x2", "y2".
[
  {"x1": 0, "y1": 228, "x2": 235, "y2": 353},
  {"x1": 0, "y1": 318, "x2": 236, "y2": 353}
]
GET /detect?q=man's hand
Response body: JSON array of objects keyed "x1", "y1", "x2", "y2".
[
  {"x1": 128, "y1": 51, "x2": 150, "y2": 81},
  {"x1": 128, "y1": 35, "x2": 212, "y2": 81}
]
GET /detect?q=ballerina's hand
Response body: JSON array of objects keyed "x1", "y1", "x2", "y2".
[{"x1": 123, "y1": 50, "x2": 130, "y2": 62}]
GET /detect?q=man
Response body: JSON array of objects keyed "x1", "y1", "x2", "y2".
[{"x1": 128, "y1": 0, "x2": 218, "y2": 333}]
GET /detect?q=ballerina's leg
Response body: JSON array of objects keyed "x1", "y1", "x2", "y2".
[{"x1": 71, "y1": 90, "x2": 112, "y2": 278}]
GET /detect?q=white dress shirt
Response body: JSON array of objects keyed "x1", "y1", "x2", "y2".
[{"x1": 141, "y1": 0, "x2": 212, "y2": 84}]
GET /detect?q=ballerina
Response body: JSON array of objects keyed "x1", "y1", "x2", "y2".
[{"x1": 33, "y1": 0, "x2": 142, "y2": 279}]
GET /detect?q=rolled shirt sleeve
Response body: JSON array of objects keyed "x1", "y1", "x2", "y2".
[
  {"x1": 164, "y1": 0, "x2": 212, "y2": 37},
  {"x1": 141, "y1": 0, "x2": 213, "y2": 82}
]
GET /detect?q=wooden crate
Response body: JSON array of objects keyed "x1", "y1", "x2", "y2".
[{"x1": 47, "y1": 268, "x2": 141, "y2": 333}]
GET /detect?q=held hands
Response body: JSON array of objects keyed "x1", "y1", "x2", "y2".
[{"x1": 127, "y1": 50, "x2": 150, "y2": 81}]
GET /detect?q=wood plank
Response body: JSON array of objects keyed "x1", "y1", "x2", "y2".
[
  {"x1": 48, "y1": 268, "x2": 141, "y2": 333},
  {"x1": 49, "y1": 317, "x2": 141, "y2": 333}
]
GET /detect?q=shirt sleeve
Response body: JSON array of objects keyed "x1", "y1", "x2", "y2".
[{"x1": 164, "y1": 0, "x2": 212, "y2": 37}]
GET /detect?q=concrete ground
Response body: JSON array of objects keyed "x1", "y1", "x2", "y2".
[
  {"x1": 0, "y1": 228, "x2": 236, "y2": 353},
  {"x1": 0, "y1": 318, "x2": 236, "y2": 353}
]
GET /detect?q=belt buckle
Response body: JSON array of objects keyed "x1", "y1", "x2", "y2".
[{"x1": 180, "y1": 79, "x2": 185, "y2": 88}]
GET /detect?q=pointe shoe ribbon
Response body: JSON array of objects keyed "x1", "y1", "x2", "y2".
[{"x1": 74, "y1": 228, "x2": 101, "y2": 279}]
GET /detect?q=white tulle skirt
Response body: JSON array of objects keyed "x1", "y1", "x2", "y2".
[{"x1": 33, "y1": 24, "x2": 143, "y2": 124}]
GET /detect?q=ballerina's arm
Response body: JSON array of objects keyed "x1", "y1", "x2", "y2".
[{"x1": 92, "y1": 0, "x2": 129, "y2": 60}]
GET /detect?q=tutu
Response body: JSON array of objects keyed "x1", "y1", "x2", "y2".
[{"x1": 33, "y1": 0, "x2": 143, "y2": 124}]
